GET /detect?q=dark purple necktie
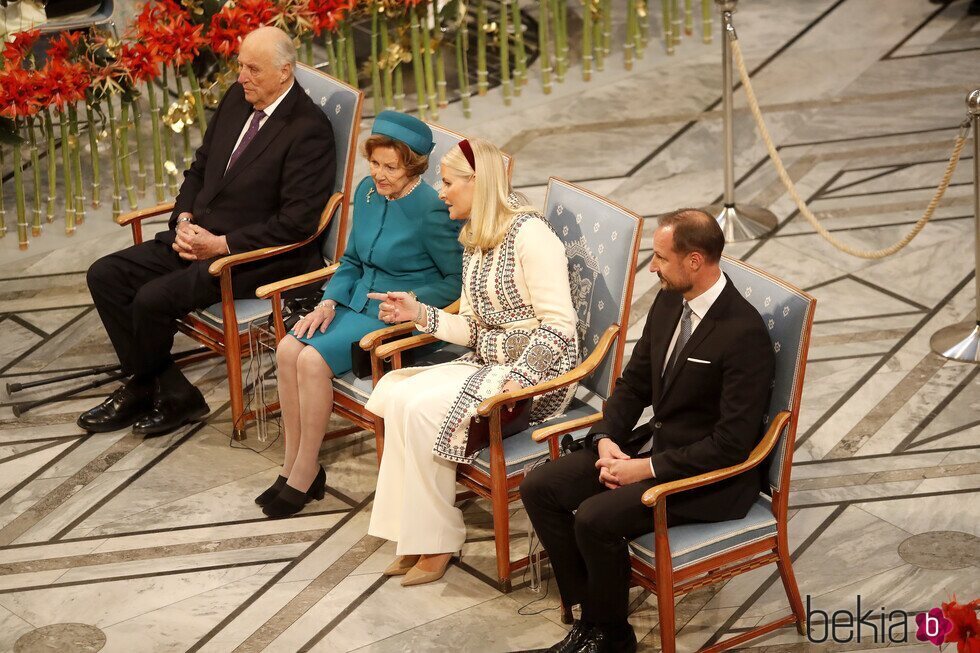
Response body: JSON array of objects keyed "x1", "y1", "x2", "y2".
[{"x1": 226, "y1": 109, "x2": 266, "y2": 170}]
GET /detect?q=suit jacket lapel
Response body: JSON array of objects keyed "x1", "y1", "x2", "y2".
[
  {"x1": 214, "y1": 83, "x2": 301, "y2": 194},
  {"x1": 200, "y1": 97, "x2": 251, "y2": 206},
  {"x1": 658, "y1": 278, "x2": 735, "y2": 402},
  {"x1": 651, "y1": 296, "x2": 682, "y2": 403}
]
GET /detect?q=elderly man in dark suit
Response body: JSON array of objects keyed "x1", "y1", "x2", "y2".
[
  {"x1": 522, "y1": 209, "x2": 775, "y2": 653},
  {"x1": 79, "y1": 26, "x2": 335, "y2": 437}
]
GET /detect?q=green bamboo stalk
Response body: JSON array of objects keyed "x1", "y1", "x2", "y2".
[
  {"x1": 454, "y1": 21, "x2": 471, "y2": 117},
  {"x1": 27, "y1": 117, "x2": 42, "y2": 236},
  {"x1": 44, "y1": 109, "x2": 56, "y2": 221},
  {"x1": 67, "y1": 104, "x2": 85, "y2": 225},
  {"x1": 636, "y1": 0, "x2": 648, "y2": 57},
  {"x1": 106, "y1": 97, "x2": 122, "y2": 219},
  {"x1": 476, "y1": 0, "x2": 488, "y2": 96},
  {"x1": 58, "y1": 111, "x2": 74, "y2": 232},
  {"x1": 304, "y1": 36, "x2": 314, "y2": 65},
  {"x1": 380, "y1": 15, "x2": 395, "y2": 109},
  {"x1": 420, "y1": 5, "x2": 438, "y2": 116},
  {"x1": 702, "y1": 0, "x2": 711, "y2": 43},
  {"x1": 394, "y1": 59, "x2": 405, "y2": 111},
  {"x1": 500, "y1": 0, "x2": 511, "y2": 105},
  {"x1": 662, "y1": 0, "x2": 674, "y2": 54},
  {"x1": 371, "y1": 3, "x2": 383, "y2": 114},
  {"x1": 13, "y1": 134, "x2": 28, "y2": 249},
  {"x1": 538, "y1": 0, "x2": 551, "y2": 93},
  {"x1": 560, "y1": 0, "x2": 569, "y2": 74},
  {"x1": 511, "y1": 0, "x2": 526, "y2": 91},
  {"x1": 335, "y1": 27, "x2": 349, "y2": 82},
  {"x1": 146, "y1": 80, "x2": 165, "y2": 203},
  {"x1": 323, "y1": 33, "x2": 339, "y2": 77},
  {"x1": 173, "y1": 65, "x2": 194, "y2": 170},
  {"x1": 671, "y1": 0, "x2": 681, "y2": 46},
  {"x1": 582, "y1": 0, "x2": 593, "y2": 81},
  {"x1": 550, "y1": 0, "x2": 563, "y2": 82},
  {"x1": 625, "y1": 0, "x2": 636, "y2": 70},
  {"x1": 119, "y1": 98, "x2": 138, "y2": 211},
  {"x1": 185, "y1": 65, "x2": 208, "y2": 141},
  {"x1": 593, "y1": 1, "x2": 604, "y2": 71},
  {"x1": 344, "y1": 23, "x2": 359, "y2": 88},
  {"x1": 684, "y1": 0, "x2": 692, "y2": 34},
  {"x1": 131, "y1": 97, "x2": 147, "y2": 195},
  {"x1": 0, "y1": 146, "x2": 6, "y2": 237},
  {"x1": 434, "y1": 0, "x2": 448, "y2": 108},
  {"x1": 409, "y1": 7, "x2": 429, "y2": 118},
  {"x1": 161, "y1": 68, "x2": 179, "y2": 196},
  {"x1": 84, "y1": 96, "x2": 101, "y2": 208}
]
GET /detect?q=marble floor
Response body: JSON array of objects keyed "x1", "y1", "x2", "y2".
[{"x1": 1, "y1": 0, "x2": 979, "y2": 651}]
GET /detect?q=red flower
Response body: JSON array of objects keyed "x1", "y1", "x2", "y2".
[
  {"x1": 40, "y1": 59, "x2": 90, "y2": 110},
  {"x1": 169, "y1": 20, "x2": 206, "y2": 66},
  {"x1": 0, "y1": 67, "x2": 43, "y2": 119},
  {"x1": 944, "y1": 599, "x2": 980, "y2": 653},
  {"x1": 208, "y1": 0, "x2": 277, "y2": 59},
  {"x1": 45, "y1": 31, "x2": 86, "y2": 62},
  {"x1": 2, "y1": 29, "x2": 40, "y2": 67},
  {"x1": 120, "y1": 43, "x2": 162, "y2": 83},
  {"x1": 309, "y1": 0, "x2": 353, "y2": 34}
]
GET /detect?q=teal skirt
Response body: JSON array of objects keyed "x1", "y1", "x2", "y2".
[{"x1": 295, "y1": 305, "x2": 386, "y2": 375}]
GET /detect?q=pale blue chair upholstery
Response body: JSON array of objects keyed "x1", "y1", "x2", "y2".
[
  {"x1": 424, "y1": 122, "x2": 512, "y2": 189},
  {"x1": 196, "y1": 65, "x2": 363, "y2": 333},
  {"x1": 626, "y1": 256, "x2": 816, "y2": 653}
]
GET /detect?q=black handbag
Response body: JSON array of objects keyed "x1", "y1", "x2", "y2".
[
  {"x1": 350, "y1": 342, "x2": 416, "y2": 379},
  {"x1": 465, "y1": 398, "x2": 533, "y2": 458}
]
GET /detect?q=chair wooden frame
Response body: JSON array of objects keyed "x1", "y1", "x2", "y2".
[
  {"x1": 115, "y1": 66, "x2": 363, "y2": 440},
  {"x1": 373, "y1": 179, "x2": 643, "y2": 591},
  {"x1": 533, "y1": 258, "x2": 817, "y2": 652}
]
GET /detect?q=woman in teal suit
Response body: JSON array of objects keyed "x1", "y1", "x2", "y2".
[{"x1": 259, "y1": 112, "x2": 463, "y2": 519}]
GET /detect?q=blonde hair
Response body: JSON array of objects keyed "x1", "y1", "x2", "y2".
[{"x1": 442, "y1": 138, "x2": 536, "y2": 251}]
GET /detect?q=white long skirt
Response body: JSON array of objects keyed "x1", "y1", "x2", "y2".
[{"x1": 366, "y1": 362, "x2": 478, "y2": 555}]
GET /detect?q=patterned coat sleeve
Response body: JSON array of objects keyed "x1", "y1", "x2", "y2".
[
  {"x1": 504, "y1": 219, "x2": 577, "y2": 388},
  {"x1": 416, "y1": 283, "x2": 483, "y2": 348}
]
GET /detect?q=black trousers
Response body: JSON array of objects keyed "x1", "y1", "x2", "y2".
[
  {"x1": 86, "y1": 240, "x2": 227, "y2": 380},
  {"x1": 521, "y1": 447, "x2": 685, "y2": 627}
]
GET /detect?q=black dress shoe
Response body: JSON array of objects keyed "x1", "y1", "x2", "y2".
[
  {"x1": 255, "y1": 475, "x2": 288, "y2": 506},
  {"x1": 262, "y1": 466, "x2": 326, "y2": 519},
  {"x1": 548, "y1": 621, "x2": 594, "y2": 652},
  {"x1": 573, "y1": 626, "x2": 637, "y2": 653},
  {"x1": 77, "y1": 380, "x2": 152, "y2": 433},
  {"x1": 132, "y1": 382, "x2": 209, "y2": 437}
]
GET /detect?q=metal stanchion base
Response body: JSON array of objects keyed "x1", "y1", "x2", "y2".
[
  {"x1": 704, "y1": 203, "x2": 778, "y2": 242},
  {"x1": 930, "y1": 320, "x2": 980, "y2": 363}
]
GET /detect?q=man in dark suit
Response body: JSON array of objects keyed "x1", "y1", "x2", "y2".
[
  {"x1": 522, "y1": 209, "x2": 775, "y2": 653},
  {"x1": 79, "y1": 26, "x2": 335, "y2": 437}
]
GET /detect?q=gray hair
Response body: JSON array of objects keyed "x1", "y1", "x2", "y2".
[{"x1": 243, "y1": 26, "x2": 296, "y2": 70}]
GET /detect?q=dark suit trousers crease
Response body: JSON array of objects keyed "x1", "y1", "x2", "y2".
[
  {"x1": 86, "y1": 240, "x2": 227, "y2": 379},
  {"x1": 521, "y1": 447, "x2": 686, "y2": 626}
]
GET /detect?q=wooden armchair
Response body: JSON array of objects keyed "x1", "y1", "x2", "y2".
[
  {"x1": 115, "y1": 65, "x2": 363, "y2": 440},
  {"x1": 535, "y1": 256, "x2": 817, "y2": 652},
  {"x1": 374, "y1": 178, "x2": 643, "y2": 591}
]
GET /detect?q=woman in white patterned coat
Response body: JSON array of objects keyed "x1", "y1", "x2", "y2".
[{"x1": 365, "y1": 138, "x2": 579, "y2": 587}]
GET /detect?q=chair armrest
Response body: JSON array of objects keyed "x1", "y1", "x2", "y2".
[
  {"x1": 116, "y1": 202, "x2": 174, "y2": 227},
  {"x1": 359, "y1": 298, "x2": 462, "y2": 350},
  {"x1": 475, "y1": 325, "x2": 620, "y2": 417},
  {"x1": 209, "y1": 192, "x2": 343, "y2": 277},
  {"x1": 532, "y1": 412, "x2": 604, "y2": 443},
  {"x1": 640, "y1": 411, "x2": 791, "y2": 508},
  {"x1": 255, "y1": 263, "x2": 340, "y2": 300},
  {"x1": 374, "y1": 333, "x2": 440, "y2": 359}
]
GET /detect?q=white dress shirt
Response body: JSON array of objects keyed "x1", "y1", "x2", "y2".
[{"x1": 226, "y1": 81, "x2": 294, "y2": 171}]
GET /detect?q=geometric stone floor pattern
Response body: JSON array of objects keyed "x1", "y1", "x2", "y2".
[{"x1": 1, "y1": 0, "x2": 978, "y2": 650}]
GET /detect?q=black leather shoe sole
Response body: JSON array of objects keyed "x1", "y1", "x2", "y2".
[{"x1": 133, "y1": 403, "x2": 210, "y2": 437}]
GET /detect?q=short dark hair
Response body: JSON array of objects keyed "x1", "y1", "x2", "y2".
[
  {"x1": 657, "y1": 208, "x2": 724, "y2": 263},
  {"x1": 362, "y1": 134, "x2": 429, "y2": 178}
]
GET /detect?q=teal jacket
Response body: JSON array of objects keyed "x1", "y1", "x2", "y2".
[{"x1": 322, "y1": 176, "x2": 463, "y2": 317}]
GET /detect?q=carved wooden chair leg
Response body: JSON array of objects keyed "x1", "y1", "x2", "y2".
[
  {"x1": 776, "y1": 534, "x2": 806, "y2": 635},
  {"x1": 490, "y1": 483, "x2": 513, "y2": 592}
]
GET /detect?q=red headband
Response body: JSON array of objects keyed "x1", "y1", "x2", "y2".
[{"x1": 458, "y1": 139, "x2": 476, "y2": 172}]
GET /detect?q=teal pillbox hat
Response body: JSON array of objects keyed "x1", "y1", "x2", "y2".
[{"x1": 371, "y1": 110, "x2": 435, "y2": 155}]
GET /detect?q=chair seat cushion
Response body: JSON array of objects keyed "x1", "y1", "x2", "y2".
[
  {"x1": 628, "y1": 494, "x2": 776, "y2": 571},
  {"x1": 333, "y1": 344, "x2": 471, "y2": 403},
  {"x1": 194, "y1": 299, "x2": 273, "y2": 333},
  {"x1": 468, "y1": 394, "x2": 602, "y2": 478}
]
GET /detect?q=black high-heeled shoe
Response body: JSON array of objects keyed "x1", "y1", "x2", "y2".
[
  {"x1": 262, "y1": 466, "x2": 326, "y2": 519},
  {"x1": 254, "y1": 475, "x2": 287, "y2": 507}
]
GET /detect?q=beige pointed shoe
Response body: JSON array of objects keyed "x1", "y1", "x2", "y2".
[
  {"x1": 383, "y1": 555, "x2": 420, "y2": 576},
  {"x1": 400, "y1": 553, "x2": 453, "y2": 587}
]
